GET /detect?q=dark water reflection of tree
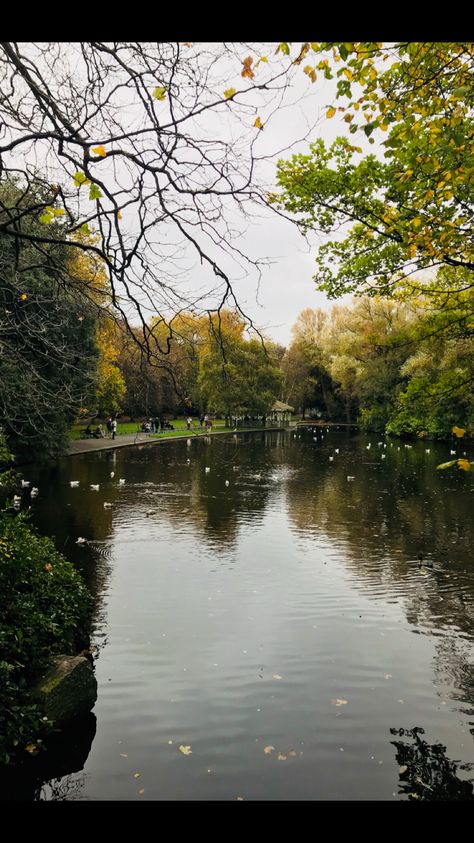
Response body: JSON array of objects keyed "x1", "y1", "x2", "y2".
[{"x1": 391, "y1": 727, "x2": 474, "y2": 800}]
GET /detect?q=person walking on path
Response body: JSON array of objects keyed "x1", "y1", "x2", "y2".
[{"x1": 112, "y1": 419, "x2": 117, "y2": 440}]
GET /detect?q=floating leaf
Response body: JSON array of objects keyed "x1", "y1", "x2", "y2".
[
  {"x1": 138, "y1": 788, "x2": 145, "y2": 795},
  {"x1": 133, "y1": 772, "x2": 141, "y2": 778},
  {"x1": 224, "y1": 88, "x2": 236, "y2": 99},
  {"x1": 241, "y1": 56, "x2": 254, "y2": 79},
  {"x1": 254, "y1": 117, "x2": 263, "y2": 130},
  {"x1": 277, "y1": 753, "x2": 287, "y2": 761},
  {"x1": 331, "y1": 698, "x2": 348, "y2": 706},
  {"x1": 89, "y1": 183, "x2": 103, "y2": 201},
  {"x1": 264, "y1": 745, "x2": 275, "y2": 755},
  {"x1": 152, "y1": 86, "x2": 167, "y2": 101},
  {"x1": 120, "y1": 753, "x2": 128, "y2": 758},
  {"x1": 272, "y1": 674, "x2": 282, "y2": 680},
  {"x1": 452, "y1": 425, "x2": 466, "y2": 438},
  {"x1": 73, "y1": 171, "x2": 87, "y2": 188},
  {"x1": 179, "y1": 744, "x2": 192, "y2": 755},
  {"x1": 288, "y1": 750, "x2": 297, "y2": 757},
  {"x1": 326, "y1": 106, "x2": 336, "y2": 119},
  {"x1": 457, "y1": 459, "x2": 471, "y2": 472}
]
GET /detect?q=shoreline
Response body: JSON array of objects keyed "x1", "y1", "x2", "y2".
[{"x1": 67, "y1": 426, "x2": 288, "y2": 456}]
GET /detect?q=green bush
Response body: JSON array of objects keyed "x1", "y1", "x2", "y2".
[{"x1": 0, "y1": 510, "x2": 92, "y2": 765}]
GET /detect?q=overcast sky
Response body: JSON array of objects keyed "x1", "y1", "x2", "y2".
[{"x1": 201, "y1": 49, "x2": 373, "y2": 346}]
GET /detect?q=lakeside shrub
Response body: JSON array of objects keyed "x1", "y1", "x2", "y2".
[{"x1": 0, "y1": 510, "x2": 92, "y2": 765}]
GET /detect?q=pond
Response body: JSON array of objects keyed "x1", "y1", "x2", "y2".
[{"x1": 5, "y1": 430, "x2": 474, "y2": 800}]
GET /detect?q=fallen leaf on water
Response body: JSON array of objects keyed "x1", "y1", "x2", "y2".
[
  {"x1": 384, "y1": 674, "x2": 392, "y2": 679},
  {"x1": 120, "y1": 753, "x2": 128, "y2": 758},
  {"x1": 236, "y1": 796, "x2": 244, "y2": 800},
  {"x1": 133, "y1": 772, "x2": 141, "y2": 778},
  {"x1": 179, "y1": 744, "x2": 192, "y2": 755},
  {"x1": 277, "y1": 753, "x2": 287, "y2": 761},
  {"x1": 138, "y1": 788, "x2": 145, "y2": 795},
  {"x1": 331, "y1": 698, "x2": 348, "y2": 706},
  {"x1": 264, "y1": 745, "x2": 275, "y2": 755},
  {"x1": 399, "y1": 765, "x2": 408, "y2": 774},
  {"x1": 272, "y1": 674, "x2": 283, "y2": 680},
  {"x1": 288, "y1": 750, "x2": 297, "y2": 757}
]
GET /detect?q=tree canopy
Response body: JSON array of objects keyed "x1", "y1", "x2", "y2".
[
  {"x1": 0, "y1": 42, "x2": 311, "y2": 357},
  {"x1": 273, "y1": 42, "x2": 473, "y2": 302}
]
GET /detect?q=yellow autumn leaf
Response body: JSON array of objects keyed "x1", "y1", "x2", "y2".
[
  {"x1": 331, "y1": 698, "x2": 348, "y2": 706},
  {"x1": 20, "y1": 293, "x2": 28, "y2": 300},
  {"x1": 452, "y1": 425, "x2": 466, "y2": 437},
  {"x1": 272, "y1": 673, "x2": 282, "y2": 680},
  {"x1": 264, "y1": 745, "x2": 275, "y2": 754},
  {"x1": 412, "y1": 217, "x2": 422, "y2": 228},
  {"x1": 179, "y1": 744, "x2": 192, "y2": 755},
  {"x1": 254, "y1": 117, "x2": 263, "y2": 130},
  {"x1": 277, "y1": 753, "x2": 287, "y2": 761},
  {"x1": 133, "y1": 772, "x2": 141, "y2": 778},
  {"x1": 44, "y1": 563, "x2": 53, "y2": 572},
  {"x1": 457, "y1": 459, "x2": 471, "y2": 471},
  {"x1": 303, "y1": 65, "x2": 317, "y2": 83},
  {"x1": 224, "y1": 88, "x2": 236, "y2": 99},
  {"x1": 91, "y1": 145, "x2": 106, "y2": 158},
  {"x1": 152, "y1": 87, "x2": 167, "y2": 101},
  {"x1": 117, "y1": 211, "x2": 122, "y2": 220},
  {"x1": 326, "y1": 106, "x2": 336, "y2": 119}
]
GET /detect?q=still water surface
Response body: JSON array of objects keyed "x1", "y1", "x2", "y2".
[{"x1": 12, "y1": 430, "x2": 474, "y2": 799}]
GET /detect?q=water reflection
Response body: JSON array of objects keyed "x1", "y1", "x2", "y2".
[
  {"x1": 1, "y1": 714, "x2": 96, "y2": 801},
  {"x1": 15, "y1": 430, "x2": 473, "y2": 800},
  {"x1": 391, "y1": 727, "x2": 474, "y2": 800}
]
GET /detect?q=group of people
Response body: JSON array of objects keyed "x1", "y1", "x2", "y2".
[
  {"x1": 84, "y1": 423, "x2": 108, "y2": 439},
  {"x1": 141, "y1": 417, "x2": 174, "y2": 434},
  {"x1": 84, "y1": 414, "x2": 213, "y2": 440}
]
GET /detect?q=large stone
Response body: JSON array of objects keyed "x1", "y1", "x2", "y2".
[{"x1": 32, "y1": 655, "x2": 97, "y2": 724}]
